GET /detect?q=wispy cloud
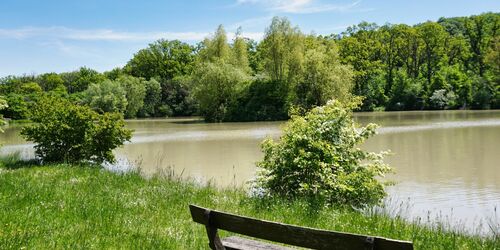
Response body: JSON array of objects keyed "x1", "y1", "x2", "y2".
[
  {"x1": 0, "y1": 26, "x2": 264, "y2": 42},
  {"x1": 228, "y1": 15, "x2": 274, "y2": 30},
  {"x1": 40, "y1": 40, "x2": 105, "y2": 59},
  {"x1": 235, "y1": 0, "x2": 363, "y2": 14}
]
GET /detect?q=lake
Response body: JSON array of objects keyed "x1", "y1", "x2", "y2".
[{"x1": 1, "y1": 110, "x2": 499, "y2": 234}]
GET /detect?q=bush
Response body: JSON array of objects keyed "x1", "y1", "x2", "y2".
[
  {"x1": 21, "y1": 96, "x2": 132, "y2": 164},
  {"x1": 256, "y1": 99, "x2": 391, "y2": 208}
]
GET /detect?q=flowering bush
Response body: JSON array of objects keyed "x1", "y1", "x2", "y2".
[{"x1": 256, "y1": 99, "x2": 391, "y2": 208}]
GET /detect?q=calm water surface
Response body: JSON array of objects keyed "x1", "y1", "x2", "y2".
[{"x1": 1, "y1": 110, "x2": 499, "y2": 233}]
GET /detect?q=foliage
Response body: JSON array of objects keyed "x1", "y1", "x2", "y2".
[
  {"x1": 37, "y1": 73, "x2": 65, "y2": 91},
  {"x1": 125, "y1": 40, "x2": 195, "y2": 81},
  {"x1": 82, "y1": 80, "x2": 128, "y2": 114},
  {"x1": 387, "y1": 71, "x2": 424, "y2": 110},
  {"x1": 231, "y1": 27, "x2": 251, "y2": 72},
  {"x1": 227, "y1": 79, "x2": 289, "y2": 121},
  {"x1": 20, "y1": 96, "x2": 132, "y2": 163},
  {"x1": 192, "y1": 62, "x2": 249, "y2": 122},
  {"x1": 429, "y1": 89, "x2": 457, "y2": 109},
  {"x1": 61, "y1": 67, "x2": 106, "y2": 93},
  {"x1": 256, "y1": 99, "x2": 391, "y2": 208},
  {"x1": 138, "y1": 78, "x2": 162, "y2": 117},
  {"x1": 259, "y1": 17, "x2": 304, "y2": 83},
  {"x1": 471, "y1": 76, "x2": 495, "y2": 109},
  {"x1": 2, "y1": 94, "x2": 31, "y2": 120},
  {"x1": 199, "y1": 25, "x2": 232, "y2": 63},
  {"x1": 116, "y1": 76, "x2": 146, "y2": 118},
  {"x1": 160, "y1": 76, "x2": 197, "y2": 117},
  {"x1": 294, "y1": 39, "x2": 353, "y2": 110}
]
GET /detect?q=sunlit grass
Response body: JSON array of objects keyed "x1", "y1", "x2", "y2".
[{"x1": 0, "y1": 157, "x2": 498, "y2": 249}]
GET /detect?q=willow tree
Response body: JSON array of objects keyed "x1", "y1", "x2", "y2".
[
  {"x1": 199, "y1": 25, "x2": 231, "y2": 63},
  {"x1": 259, "y1": 17, "x2": 304, "y2": 83},
  {"x1": 192, "y1": 63, "x2": 249, "y2": 122},
  {"x1": 295, "y1": 38, "x2": 354, "y2": 110},
  {"x1": 232, "y1": 27, "x2": 251, "y2": 72}
]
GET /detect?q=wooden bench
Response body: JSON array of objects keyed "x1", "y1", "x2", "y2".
[{"x1": 189, "y1": 205, "x2": 413, "y2": 250}]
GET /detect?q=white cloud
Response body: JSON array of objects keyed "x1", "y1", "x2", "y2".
[
  {"x1": 0, "y1": 26, "x2": 264, "y2": 42},
  {"x1": 236, "y1": 0, "x2": 362, "y2": 14}
]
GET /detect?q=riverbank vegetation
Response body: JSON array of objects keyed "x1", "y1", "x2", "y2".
[
  {"x1": 256, "y1": 99, "x2": 391, "y2": 208},
  {"x1": 0, "y1": 160, "x2": 498, "y2": 249},
  {"x1": 0, "y1": 13, "x2": 498, "y2": 122},
  {"x1": 20, "y1": 96, "x2": 131, "y2": 163}
]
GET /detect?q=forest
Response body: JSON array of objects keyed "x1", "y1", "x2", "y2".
[{"x1": 0, "y1": 12, "x2": 498, "y2": 122}]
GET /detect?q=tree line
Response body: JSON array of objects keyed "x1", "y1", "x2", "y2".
[{"x1": 0, "y1": 12, "x2": 498, "y2": 122}]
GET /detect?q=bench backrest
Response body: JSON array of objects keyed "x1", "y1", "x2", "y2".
[{"x1": 189, "y1": 204, "x2": 413, "y2": 250}]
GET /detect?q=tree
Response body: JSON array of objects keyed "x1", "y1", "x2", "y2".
[
  {"x1": 138, "y1": 78, "x2": 162, "y2": 117},
  {"x1": 226, "y1": 79, "x2": 289, "y2": 122},
  {"x1": 125, "y1": 40, "x2": 195, "y2": 81},
  {"x1": 471, "y1": 76, "x2": 494, "y2": 109},
  {"x1": 387, "y1": 70, "x2": 424, "y2": 110},
  {"x1": 231, "y1": 27, "x2": 251, "y2": 72},
  {"x1": 464, "y1": 14, "x2": 498, "y2": 76},
  {"x1": 117, "y1": 76, "x2": 146, "y2": 118},
  {"x1": 260, "y1": 17, "x2": 304, "y2": 83},
  {"x1": 160, "y1": 76, "x2": 197, "y2": 117},
  {"x1": 19, "y1": 82, "x2": 43, "y2": 94},
  {"x1": 82, "y1": 80, "x2": 127, "y2": 114},
  {"x1": 3, "y1": 94, "x2": 31, "y2": 120},
  {"x1": 37, "y1": 73, "x2": 65, "y2": 91},
  {"x1": 362, "y1": 70, "x2": 388, "y2": 111},
  {"x1": 21, "y1": 96, "x2": 132, "y2": 164},
  {"x1": 338, "y1": 22, "x2": 383, "y2": 107},
  {"x1": 256, "y1": 99, "x2": 391, "y2": 208},
  {"x1": 199, "y1": 25, "x2": 231, "y2": 63},
  {"x1": 295, "y1": 39, "x2": 353, "y2": 110},
  {"x1": 417, "y1": 22, "x2": 448, "y2": 94},
  {"x1": 192, "y1": 62, "x2": 249, "y2": 122},
  {"x1": 485, "y1": 37, "x2": 500, "y2": 108},
  {"x1": 61, "y1": 67, "x2": 106, "y2": 93}
]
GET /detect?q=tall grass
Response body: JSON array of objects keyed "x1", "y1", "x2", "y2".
[{"x1": 0, "y1": 159, "x2": 498, "y2": 249}]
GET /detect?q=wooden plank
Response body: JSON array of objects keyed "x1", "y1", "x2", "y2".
[
  {"x1": 190, "y1": 205, "x2": 413, "y2": 250},
  {"x1": 375, "y1": 237, "x2": 414, "y2": 250},
  {"x1": 222, "y1": 236, "x2": 294, "y2": 250}
]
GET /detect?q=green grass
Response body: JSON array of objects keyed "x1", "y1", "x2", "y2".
[{"x1": 0, "y1": 160, "x2": 498, "y2": 249}]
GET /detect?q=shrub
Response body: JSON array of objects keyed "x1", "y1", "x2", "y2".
[
  {"x1": 256, "y1": 99, "x2": 391, "y2": 208},
  {"x1": 21, "y1": 96, "x2": 132, "y2": 164}
]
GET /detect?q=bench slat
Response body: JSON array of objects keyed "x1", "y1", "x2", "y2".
[
  {"x1": 222, "y1": 236, "x2": 294, "y2": 250},
  {"x1": 190, "y1": 205, "x2": 413, "y2": 250}
]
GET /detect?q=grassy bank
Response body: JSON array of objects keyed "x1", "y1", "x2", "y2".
[{"x1": 0, "y1": 161, "x2": 498, "y2": 249}]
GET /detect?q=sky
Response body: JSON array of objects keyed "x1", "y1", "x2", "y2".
[{"x1": 0, "y1": 0, "x2": 499, "y2": 77}]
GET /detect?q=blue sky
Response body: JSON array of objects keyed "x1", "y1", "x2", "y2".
[{"x1": 0, "y1": 0, "x2": 499, "y2": 77}]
